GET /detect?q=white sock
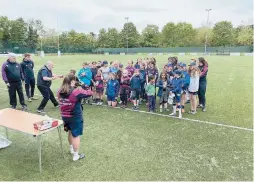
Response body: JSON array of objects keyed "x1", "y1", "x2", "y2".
[
  {"x1": 73, "y1": 151, "x2": 79, "y2": 160},
  {"x1": 164, "y1": 103, "x2": 167, "y2": 109},
  {"x1": 173, "y1": 106, "x2": 176, "y2": 113},
  {"x1": 70, "y1": 145, "x2": 74, "y2": 153},
  {"x1": 179, "y1": 107, "x2": 182, "y2": 117}
]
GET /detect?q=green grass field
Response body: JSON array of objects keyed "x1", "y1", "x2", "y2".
[{"x1": 0, "y1": 55, "x2": 253, "y2": 181}]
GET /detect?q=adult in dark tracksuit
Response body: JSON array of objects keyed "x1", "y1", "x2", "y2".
[
  {"x1": 20, "y1": 53, "x2": 38, "y2": 102},
  {"x1": 198, "y1": 57, "x2": 208, "y2": 112},
  {"x1": 37, "y1": 61, "x2": 60, "y2": 114},
  {"x1": 1, "y1": 53, "x2": 27, "y2": 110}
]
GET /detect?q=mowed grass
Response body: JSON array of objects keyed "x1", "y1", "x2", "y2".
[{"x1": 0, "y1": 55, "x2": 253, "y2": 180}]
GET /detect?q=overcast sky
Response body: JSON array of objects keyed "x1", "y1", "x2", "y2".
[{"x1": 0, "y1": 0, "x2": 253, "y2": 33}]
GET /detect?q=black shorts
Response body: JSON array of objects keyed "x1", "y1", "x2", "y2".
[
  {"x1": 189, "y1": 91, "x2": 198, "y2": 95},
  {"x1": 96, "y1": 87, "x2": 104, "y2": 94},
  {"x1": 131, "y1": 89, "x2": 140, "y2": 100}
]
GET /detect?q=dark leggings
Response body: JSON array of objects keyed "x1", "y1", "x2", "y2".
[
  {"x1": 198, "y1": 80, "x2": 207, "y2": 107},
  {"x1": 25, "y1": 78, "x2": 35, "y2": 98},
  {"x1": 120, "y1": 89, "x2": 128, "y2": 105},
  {"x1": 140, "y1": 82, "x2": 145, "y2": 99}
]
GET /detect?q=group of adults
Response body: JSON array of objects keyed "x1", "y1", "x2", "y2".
[{"x1": 1, "y1": 53, "x2": 62, "y2": 113}]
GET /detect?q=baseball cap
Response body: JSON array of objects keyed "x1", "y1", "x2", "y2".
[
  {"x1": 169, "y1": 71, "x2": 174, "y2": 77},
  {"x1": 167, "y1": 63, "x2": 173, "y2": 67},
  {"x1": 102, "y1": 60, "x2": 108, "y2": 65},
  {"x1": 119, "y1": 64, "x2": 123, "y2": 68},
  {"x1": 188, "y1": 62, "x2": 196, "y2": 66},
  {"x1": 174, "y1": 70, "x2": 182, "y2": 75},
  {"x1": 181, "y1": 63, "x2": 187, "y2": 67}
]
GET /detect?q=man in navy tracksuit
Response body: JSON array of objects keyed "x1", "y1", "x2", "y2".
[
  {"x1": 20, "y1": 53, "x2": 38, "y2": 102},
  {"x1": 1, "y1": 53, "x2": 27, "y2": 110},
  {"x1": 37, "y1": 61, "x2": 60, "y2": 114}
]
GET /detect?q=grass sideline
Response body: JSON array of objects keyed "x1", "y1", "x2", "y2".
[{"x1": 0, "y1": 55, "x2": 253, "y2": 181}]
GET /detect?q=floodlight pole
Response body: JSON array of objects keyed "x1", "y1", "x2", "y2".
[
  {"x1": 205, "y1": 9, "x2": 212, "y2": 54},
  {"x1": 125, "y1": 17, "x2": 129, "y2": 54},
  {"x1": 57, "y1": 16, "x2": 59, "y2": 51}
]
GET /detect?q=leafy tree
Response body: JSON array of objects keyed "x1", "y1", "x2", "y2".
[
  {"x1": 9, "y1": 18, "x2": 27, "y2": 47},
  {"x1": 140, "y1": 25, "x2": 160, "y2": 47},
  {"x1": 237, "y1": 26, "x2": 253, "y2": 45},
  {"x1": 161, "y1": 22, "x2": 176, "y2": 47},
  {"x1": 119, "y1": 22, "x2": 140, "y2": 48},
  {"x1": 212, "y1": 21, "x2": 234, "y2": 46},
  {"x1": 194, "y1": 27, "x2": 213, "y2": 46},
  {"x1": 97, "y1": 28, "x2": 108, "y2": 48},
  {"x1": 107, "y1": 28, "x2": 120, "y2": 48}
]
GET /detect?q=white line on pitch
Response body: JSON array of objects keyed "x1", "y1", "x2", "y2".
[{"x1": 0, "y1": 87, "x2": 252, "y2": 132}]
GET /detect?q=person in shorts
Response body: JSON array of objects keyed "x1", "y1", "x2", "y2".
[
  {"x1": 58, "y1": 74, "x2": 93, "y2": 161},
  {"x1": 130, "y1": 69, "x2": 141, "y2": 110},
  {"x1": 188, "y1": 62, "x2": 200, "y2": 114},
  {"x1": 169, "y1": 70, "x2": 183, "y2": 118},
  {"x1": 106, "y1": 73, "x2": 119, "y2": 107}
]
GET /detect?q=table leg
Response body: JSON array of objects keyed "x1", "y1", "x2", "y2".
[
  {"x1": 37, "y1": 135, "x2": 42, "y2": 173},
  {"x1": 57, "y1": 126, "x2": 65, "y2": 159},
  {"x1": 5, "y1": 127, "x2": 8, "y2": 139}
]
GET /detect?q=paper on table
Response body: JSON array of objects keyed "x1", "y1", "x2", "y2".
[{"x1": 0, "y1": 133, "x2": 11, "y2": 149}]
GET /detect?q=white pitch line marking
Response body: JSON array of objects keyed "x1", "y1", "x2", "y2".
[{"x1": 0, "y1": 87, "x2": 252, "y2": 132}]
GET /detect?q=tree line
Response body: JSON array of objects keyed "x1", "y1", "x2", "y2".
[{"x1": 0, "y1": 16, "x2": 252, "y2": 52}]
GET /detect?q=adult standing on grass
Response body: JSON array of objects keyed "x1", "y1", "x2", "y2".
[
  {"x1": 58, "y1": 74, "x2": 93, "y2": 161},
  {"x1": 20, "y1": 53, "x2": 38, "y2": 102},
  {"x1": 198, "y1": 57, "x2": 208, "y2": 112},
  {"x1": 1, "y1": 53, "x2": 27, "y2": 111},
  {"x1": 36, "y1": 61, "x2": 61, "y2": 114}
]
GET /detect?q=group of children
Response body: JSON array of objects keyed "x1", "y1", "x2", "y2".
[{"x1": 72, "y1": 56, "x2": 207, "y2": 118}]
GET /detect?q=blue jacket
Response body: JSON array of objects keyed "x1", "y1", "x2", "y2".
[
  {"x1": 156, "y1": 79, "x2": 170, "y2": 97},
  {"x1": 139, "y1": 69, "x2": 146, "y2": 84},
  {"x1": 170, "y1": 77, "x2": 183, "y2": 94},
  {"x1": 130, "y1": 75, "x2": 141, "y2": 90},
  {"x1": 106, "y1": 79, "x2": 119, "y2": 97},
  {"x1": 20, "y1": 60, "x2": 34, "y2": 79},
  {"x1": 181, "y1": 71, "x2": 190, "y2": 90},
  {"x1": 78, "y1": 67, "x2": 92, "y2": 86}
]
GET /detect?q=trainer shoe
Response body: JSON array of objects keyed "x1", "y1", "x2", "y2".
[
  {"x1": 55, "y1": 104, "x2": 60, "y2": 108},
  {"x1": 31, "y1": 97, "x2": 39, "y2": 100},
  {"x1": 10, "y1": 105, "x2": 16, "y2": 109},
  {"x1": 202, "y1": 107, "x2": 206, "y2": 112},
  {"x1": 73, "y1": 153, "x2": 85, "y2": 161},
  {"x1": 188, "y1": 110, "x2": 197, "y2": 114},
  {"x1": 197, "y1": 104, "x2": 203, "y2": 108},
  {"x1": 27, "y1": 98, "x2": 32, "y2": 102},
  {"x1": 37, "y1": 109, "x2": 46, "y2": 114},
  {"x1": 169, "y1": 112, "x2": 176, "y2": 116},
  {"x1": 96, "y1": 102, "x2": 100, "y2": 106},
  {"x1": 22, "y1": 105, "x2": 27, "y2": 111}
]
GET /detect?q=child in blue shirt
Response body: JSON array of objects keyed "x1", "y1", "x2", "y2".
[
  {"x1": 180, "y1": 63, "x2": 190, "y2": 113},
  {"x1": 106, "y1": 73, "x2": 119, "y2": 107},
  {"x1": 169, "y1": 70, "x2": 183, "y2": 118},
  {"x1": 130, "y1": 69, "x2": 141, "y2": 110}
]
